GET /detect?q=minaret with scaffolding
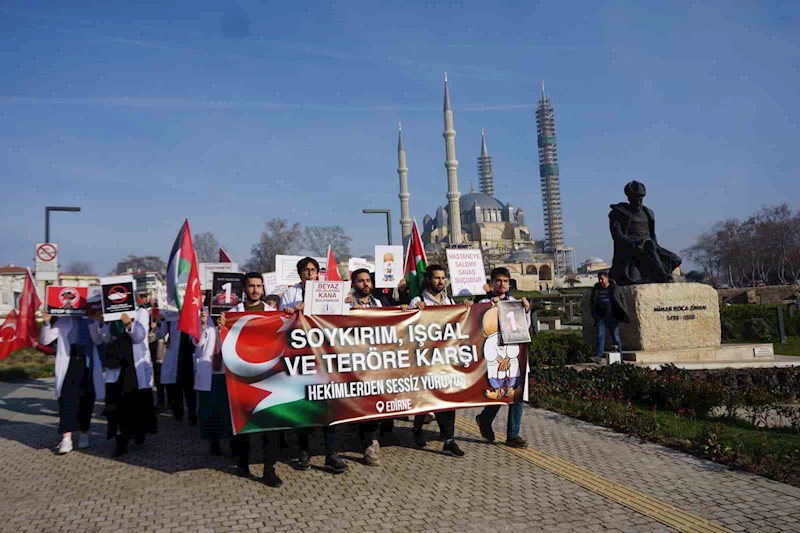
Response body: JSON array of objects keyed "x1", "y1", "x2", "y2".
[
  {"x1": 397, "y1": 122, "x2": 412, "y2": 246},
  {"x1": 477, "y1": 129, "x2": 494, "y2": 197},
  {"x1": 536, "y1": 81, "x2": 575, "y2": 274}
]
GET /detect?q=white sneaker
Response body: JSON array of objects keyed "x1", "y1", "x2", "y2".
[
  {"x1": 57, "y1": 437, "x2": 73, "y2": 455},
  {"x1": 77, "y1": 433, "x2": 90, "y2": 449}
]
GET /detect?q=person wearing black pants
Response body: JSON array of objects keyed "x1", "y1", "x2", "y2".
[
  {"x1": 292, "y1": 426, "x2": 346, "y2": 474},
  {"x1": 172, "y1": 332, "x2": 197, "y2": 424}
]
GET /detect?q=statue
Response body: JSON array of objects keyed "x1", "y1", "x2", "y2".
[{"x1": 609, "y1": 181, "x2": 682, "y2": 285}]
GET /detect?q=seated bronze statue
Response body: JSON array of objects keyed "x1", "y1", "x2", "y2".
[{"x1": 609, "y1": 181, "x2": 682, "y2": 285}]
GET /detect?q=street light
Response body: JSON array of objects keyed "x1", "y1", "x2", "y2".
[
  {"x1": 362, "y1": 209, "x2": 392, "y2": 245},
  {"x1": 45, "y1": 206, "x2": 81, "y2": 242}
]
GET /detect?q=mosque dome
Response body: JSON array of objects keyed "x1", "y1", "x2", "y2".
[
  {"x1": 459, "y1": 191, "x2": 505, "y2": 213},
  {"x1": 584, "y1": 257, "x2": 605, "y2": 265},
  {"x1": 506, "y1": 249, "x2": 536, "y2": 263}
]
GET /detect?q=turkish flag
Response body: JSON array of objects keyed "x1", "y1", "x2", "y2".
[
  {"x1": 0, "y1": 310, "x2": 20, "y2": 360},
  {"x1": 219, "y1": 248, "x2": 233, "y2": 263},
  {"x1": 323, "y1": 246, "x2": 341, "y2": 281},
  {"x1": 7, "y1": 269, "x2": 43, "y2": 359},
  {"x1": 177, "y1": 220, "x2": 202, "y2": 341}
]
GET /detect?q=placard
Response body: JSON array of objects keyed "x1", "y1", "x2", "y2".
[
  {"x1": 199, "y1": 262, "x2": 239, "y2": 290},
  {"x1": 100, "y1": 275, "x2": 137, "y2": 322},
  {"x1": 275, "y1": 255, "x2": 327, "y2": 286},
  {"x1": 156, "y1": 282, "x2": 180, "y2": 321},
  {"x1": 497, "y1": 300, "x2": 531, "y2": 344},
  {"x1": 348, "y1": 257, "x2": 375, "y2": 277},
  {"x1": 262, "y1": 272, "x2": 290, "y2": 296},
  {"x1": 302, "y1": 281, "x2": 351, "y2": 316},
  {"x1": 374, "y1": 246, "x2": 403, "y2": 288},
  {"x1": 446, "y1": 248, "x2": 486, "y2": 296},
  {"x1": 210, "y1": 272, "x2": 243, "y2": 317},
  {"x1": 46, "y1": 286, "x2": 101, "y2": 316},
  {"x1": 35, "y1": 242, "x2": 59, "y2": 281}
]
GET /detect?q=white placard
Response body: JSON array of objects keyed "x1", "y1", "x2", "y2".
[
  {"x1": 348, "y1": 257, "x2": 375, "y2": 277},
  {"x1": 100, "y1": 275, "x2": 137, "y2": 322},
  {"x1": 198, "y1": 262, "x2": 239, "y2": 290},
  {"x1": 156, "y1": 282, "x2": 180, "y2": 320},
  {"x1": 374, "y1": 246, "x2": 403, "y2": 288},
  {"x1": 302, "y1": 280, "x2": 351, "y2": 316},
  {"x1": 275, "y1": 255, "x2": 327, "y2": 286},
  {"x1": 753, "y1": 346, "x2": 774, "y2": 357},
  {"x1": 262, "y1": 272, "x2": 290, "y2": 296},
  {"x1": 446, "y1": 248, "x2": 487, "y2": 296},
  {"x1": 35, "y1": 242, "x2": 59, "y2": 281}
]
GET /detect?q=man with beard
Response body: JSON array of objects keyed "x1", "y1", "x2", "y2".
[
  {"x1": 474, "y1": 267, "x2": 530, "y2": 449},
  {"x1": 279, "y1": 257, "x2": 348, "y2": 475},
  {"x1": 408, "y1": 264, "x2": 472, "y2": 458},
  {"x1": 217, "y1": 272, "x2": 283, "y2": 488}
]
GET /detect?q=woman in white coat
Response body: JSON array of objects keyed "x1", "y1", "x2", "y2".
[
  {"x1": 39, "y1": 312, "x2": 105, "y2": 455},
  {"x1": 194, "y1": 308, "x2": 228, "y2": 456}
]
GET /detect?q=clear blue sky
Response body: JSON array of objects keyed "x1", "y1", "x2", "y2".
[{"x1": 1, "y1": 1, "x2": 798, "y2": 274}]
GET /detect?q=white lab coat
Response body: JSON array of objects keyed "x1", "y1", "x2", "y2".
[
  {"x1": 155, "y1": 319, "x2": 179, "y2": 385},
  {"x1": 192, "y1": 324, "x2": 217, "y2": 392},
  {"x1": 130, "y1": 307, "x2": 155, "y2": 390},
  {"x1": 40, "y1": 317, "x2": 105, "y2": 400},
  {"x1": 278, "y1": 283, "x2": 304, "y2": 311},
  {"x1": 409, "y1": 290, "x2": 455, "y2": 308}
]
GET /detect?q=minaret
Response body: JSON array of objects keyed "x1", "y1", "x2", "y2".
[
  {"x1": 443, "y1": 73, "x2": 462, "y2": 244},
  {"x1": 477, "y1": 128, "x2": 494, "y2": 197},
  {"x1": 536, "y1": 80, "x2": 565, "y2": 251},
  {"x1": 397, "y1": 122, "x2": 412, "y2": 246}
]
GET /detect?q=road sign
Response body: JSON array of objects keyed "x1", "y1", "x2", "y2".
[{"x1": 34, "y1": 242, "x2": 59, "y2": 281}]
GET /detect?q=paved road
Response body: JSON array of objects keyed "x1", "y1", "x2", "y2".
[{"x1": 1, "y1": 379, "x2": 799, "y2": 533}]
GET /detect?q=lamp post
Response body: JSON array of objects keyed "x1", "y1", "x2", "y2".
[
  {"x1": 362, "y1": 209, "x2": 393, "y2": 245},
  {"x1": 45, "y1": 206, "x2": 81, "y2": 242}
]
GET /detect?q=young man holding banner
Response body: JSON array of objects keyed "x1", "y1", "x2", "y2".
[
  {"x1": 218, "y1": 272, "x2": 284, "y2": 488},
  {"x1": 409, "y1": 264, "x2": 472, "y2": 457},
  {"x1": 474, "y1": 267, "x2": 530, "y2": 449},
  {"x1": 277, "y1": 257, "x2": 348, "y2": 475}
]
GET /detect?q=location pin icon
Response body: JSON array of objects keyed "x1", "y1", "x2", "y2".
[{"x1": 376, "y1": 401, "x2": 385, "y2": 413}]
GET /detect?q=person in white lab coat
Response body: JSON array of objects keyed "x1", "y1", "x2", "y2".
[
  {"x1": 154, "y1": 318, "x2": 187, "y2": 420},
  {"x1": 194, "y1": 307, "x2": 226, "y2": 456},
  {"x1": 39, "y1": 311, "x2": 105, "y2": 455},
  {"x1": 97, "y1": 307, "x2": 157, "y2": 456}
]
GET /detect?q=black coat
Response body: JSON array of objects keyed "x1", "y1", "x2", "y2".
[{"x1": 589, "y1": 281, "x2": 630, "y2": 323}]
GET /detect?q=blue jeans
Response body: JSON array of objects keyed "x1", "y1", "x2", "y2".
[
  {"x1": 595, "y1": 318, "x2": 622, "y2": 358},
  {"x1": 479, "y1": 403, "x2": 523, "y2": 439}
]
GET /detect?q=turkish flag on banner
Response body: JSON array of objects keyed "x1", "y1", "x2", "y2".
[
  {"x1": 177, "y1": 220, "x2": 202, "y2": 341},
  {"x1": 0, "y1": 310, "x2": 20, "y2": 360},
  {"x1": 323, "y1": 246, "x2": 341, "y2": 281}
]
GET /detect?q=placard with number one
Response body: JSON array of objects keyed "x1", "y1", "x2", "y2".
[
  {"x1": 497, "y1": 300, "x2": 531, "y2": 344},
  {"x1": 210, "y1": 271, "x2": 243, "y2": 317}
]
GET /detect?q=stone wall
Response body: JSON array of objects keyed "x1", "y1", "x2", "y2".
[{"x1": 717, "y1": 285, "x2": 800, "y2": 306}]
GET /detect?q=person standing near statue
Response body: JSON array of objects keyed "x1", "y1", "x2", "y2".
[
  {"x1": 609, "y1": 181, "x2": 682, "y2": 285},
  {"x1": 589, "y1": 272, "x2": 629, "y2": 363}
]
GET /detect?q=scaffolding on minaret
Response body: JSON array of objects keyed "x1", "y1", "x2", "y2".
[
  {"x1": 536, "y1": 81, "x2": 575, "y2": 275},
  {"x1": 477, "y1": 129, "x2": 494, "y2": 197},
  {"x1": 397, "y1": 122, "x2": 412, "y2": 246}
]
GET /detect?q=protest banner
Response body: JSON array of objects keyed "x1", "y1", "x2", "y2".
[
  {"x1": 302, "y1": 280, "x2": 351, "y2": 316},
  {"x1": 374, "y1": 245, "x2": 403, "y2": 288},
  {"x1": 199, "y1": 262, "x2": 239, "y2": 290},
  {"x1": 262, "y1": 272, "x2": 289, "y2": 295},
  {"x1": 157, "y1": 282, "x2": 180, "y2": 320},
  {"x1": 46, "y1": 286, "x2": 101, "y2": 316},
  {"x1": 446, "y1": 248, "x2": 487, "y2": 296},
  {"x1": 100, "y1": 275, "x2": 137, "y2": 321},
  {"x1": 275, "y1": 255, "x2": 327, "y2": 286},
  {"x1": 347, "y1": 257, "x2": 375, "y2": 277},
  {"x1": 210, "y1": 272, "x2": 244, "y2": 317},
  {"x1": 221, "y1": 303, "x2": 527, "y2": 434},
  {"x1": 497, "y1": 300, "x2": 532, "y2": 344}
]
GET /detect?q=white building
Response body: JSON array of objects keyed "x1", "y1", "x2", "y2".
[{"x1": 0, "y1": 265, "x2": 27, "y2": 318}]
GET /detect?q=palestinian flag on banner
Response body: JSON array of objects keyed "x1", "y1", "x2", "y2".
[
  {"x1": 167, "y1": 219, "x2": 202, "y2": 340},
  {"x1": 403, "y1": 220, "x2": 427, "y2": 300}
]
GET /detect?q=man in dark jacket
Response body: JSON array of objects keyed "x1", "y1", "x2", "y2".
[{"x1": 590, "y1": 271, "x2": 630, "y2": 363}]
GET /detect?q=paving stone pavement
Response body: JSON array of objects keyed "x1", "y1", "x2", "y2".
[{"x1": 0, "y1": 379, "x2": 797, "y2": 533}]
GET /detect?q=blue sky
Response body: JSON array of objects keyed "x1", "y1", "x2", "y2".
[{"x1": 1, "y1": 1, "x2": 798, "y2": 274}]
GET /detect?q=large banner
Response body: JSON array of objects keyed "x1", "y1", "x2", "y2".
[{"x1": 221, "y1": 303, "x2": 528, "y2": 435}]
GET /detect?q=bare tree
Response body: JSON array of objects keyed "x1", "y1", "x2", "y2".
[
  {"x1": 194, "y1": 232, "x2": 221, "y2": 264},
  {"x1": 303, "y1": 226, "x2": 352, "y2": 260},
  {"x1": 244, "y1": 218, "x2": 302, "y2": 272},
  {"x1": 112, "y1": 255, "x2": 167, "y2": 276},
  {"x1": 64, "y1": 260, "x2": 96, "y2": 275},
  {"x1": 682, "y1": 231, "x2": 724, "y2": 287}
]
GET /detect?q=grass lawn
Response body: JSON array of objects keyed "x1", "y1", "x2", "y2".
[
  {"x1": 0, "y1": 347, "x2": 55, "y2": 382},
  {"x1": 775, "y1": 336, "x2": 800, "y2": 357}
]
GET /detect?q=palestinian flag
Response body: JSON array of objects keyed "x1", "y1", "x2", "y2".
[
  {"x1": 167, "y1": 219, "x2": 202, "y2": 340},
  {"x1": 403, "y1": 220, "x2": 427, "y2": 300}
]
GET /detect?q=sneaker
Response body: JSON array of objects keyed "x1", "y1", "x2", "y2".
[
  {"x1": 325, "y1": 453, "x2": 348, "y2": 474},
  {"x1": 77, "y1": 433, "x2": 90, "y2": 449},
  {"x1": 413, "y1": 432, "x2": 426, "y2": 448},
  {"x1": 57, "y1": 436, "x2": 73, "y2": 455},
  {"x1": 476, "y1": 414, "x2": 495, "y2": 443},
  {"x1": 291, "y1": 451, "x2": 311, "y2": 471},
  {"x1": 442, "y1": 440, "x2": 465, "y2": 458},
  {"x1": 505, "y1": 436, "x2": 528, "y2": 449},
  {"x1": 363, "y1": 441, "x2": 380, "y2": 466},
  {"x1": 262, "y1": 467, "x2": 283, "y2": 488},
  {"x1": 591, "y1": 356, "x2": 603, "y2": 364}
]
